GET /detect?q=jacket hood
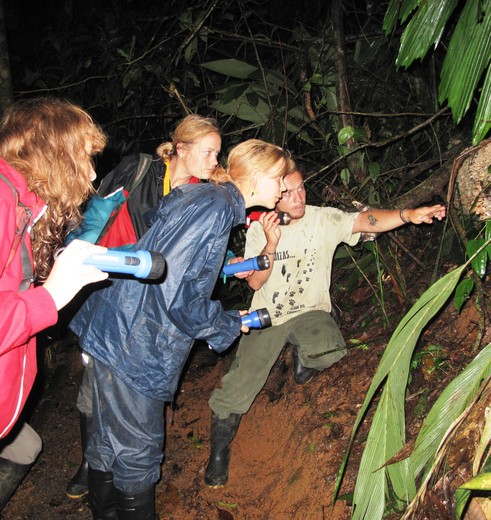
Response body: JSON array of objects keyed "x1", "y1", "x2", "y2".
[{"x1": 0, "y1": 158, "x2": 46, "y2": 219}]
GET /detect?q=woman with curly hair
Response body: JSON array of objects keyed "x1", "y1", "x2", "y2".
[{"x1": 0, "y1": 97, "x2": 109, "y2": 511}]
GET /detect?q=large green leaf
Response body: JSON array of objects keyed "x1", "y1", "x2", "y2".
[
  {"x1": 210, "y1": 93, "x2": 269, "y2": 124},
  {"x1": 383, "y1": 0, "x2": 425, "y2": 31},
  {"x1": 353, "y1": 379, "x2": 415, "y2": 520},
  {"x1": 409, "y1": 344, "x2": 491, "y2": 480},
  {"x1": 439, "y1": 0, "x2": 491, "y2": 123},
  {"x1": 473, "y1": 65, "x2": 491, "y2": 144},
  {"x1": 335, "y1": 264, "x2": 466, "y2": 518},
  {"x1": 396, "y1": 0, "x2": 460, "y2": 68},
  {"x1": 201, "y1": 59, "x2": 258, "y2": 79}
]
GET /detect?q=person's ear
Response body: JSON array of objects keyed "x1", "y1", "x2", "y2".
[
  {"x1": 250, "y1": 173, "x2": 258, "y2": 197},
  {"x1": 176, "y1": 143, "x2": 187, "y2": 159}
]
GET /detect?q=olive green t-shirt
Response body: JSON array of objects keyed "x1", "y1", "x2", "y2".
[{"x1": 245, "y1": 205, "x2": 360, "y2": 325}]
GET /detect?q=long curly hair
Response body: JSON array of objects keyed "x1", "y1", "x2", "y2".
[
  {"x1": 211, "y1": 139, "x2": 295, "y2": 186},
  {"x1": 0, "y1": 97, "x2": 107, "y2": 280},
  {"x1": 156, "y1": 114, "x2": 220, "y2": 161}
]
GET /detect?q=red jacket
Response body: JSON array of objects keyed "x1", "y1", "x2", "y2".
[{"x1": 0, "y1": 158, "x2": 58, "y2": 438}]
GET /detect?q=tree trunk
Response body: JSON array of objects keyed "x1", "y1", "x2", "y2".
[
  {"x1": 331, "y1": 0, "x2": 363, "y2": 184},
  {"x1": 0, "y1": 0, "x2": 13, "y2": 115}
]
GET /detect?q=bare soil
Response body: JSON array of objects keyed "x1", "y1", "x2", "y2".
[{"x1": 1, "y1": 270, "x2": 489, "y2": 520}]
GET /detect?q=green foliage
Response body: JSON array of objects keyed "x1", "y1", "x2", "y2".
[
  {"x1": 186, "y1": 431, "x2": 203, "y2": 449},
  {"x1": 408, "y1": 345, "x2": 491, "y2": 482},
  {"x1": 3, "y1": 0, "x2": 459, "y2": 209},
  {"x1": 456, "y1": 441, "x2": 491, "y2": 518},
  {"x1": 335, "y1": 264, "x2": 467, "y2": 518},
  {"x1": 363, "y1": 241, "x2": 389, "y2": 328},
  {"x1": 336, "y1": 227, "x2": 491, "y2": 518},
  {"x1": 383, "y1": 0, "x2": 491, "y2": 145},
  {"x1": 454, "y1": 220, "x2": 491, "y2": 311},
  {"x1": 201, "y1": 57, "x2": 309, "y2": 144}
]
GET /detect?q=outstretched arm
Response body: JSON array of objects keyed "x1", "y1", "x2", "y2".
[{"x1": 352, "y1": 205, "x2": 446, "y2": 234}]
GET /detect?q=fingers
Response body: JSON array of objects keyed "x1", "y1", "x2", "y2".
[
  {"x1": 239, "y1": 310, "x2": 250, "y2": 333},
  {"x1": 60, "y1": 239, "x2": 108, "y2": 260},
  {"x1": 414, "y1": 205, "x2": 446, "y2": 224},
  {"x1": 259, "y1": 211, "x2": 281, "y2": 244},
  {"x1": 259, "y1": 211, "x2": 280, "y2": 229},
  {"x1": 235, "y1": 270, "x2": 254, "y2": 279},
  {"x1": 80, "y1": 265, "x2": 110, "y2": 285},
  {"x1": 44, "y1": 240, "x2": 109, "y2": 310},
  {"x1": 226, "y1": 257, "x2": 254, "y2": 278}
]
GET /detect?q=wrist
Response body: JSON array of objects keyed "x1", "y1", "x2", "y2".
[
  {"x1": 264, "y1": 242, "x2": 277, "y2": 255},
  {"x1": 399, "y1": 208, "x2": 411, "y2": 224}
]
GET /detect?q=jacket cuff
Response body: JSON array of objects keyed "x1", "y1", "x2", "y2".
[
  {"x1": 208, "y1": 311, "x2": 242, "y2": 353},
  {"x1": 19, "y1": 286, "x2": 58, "y2": 334}
]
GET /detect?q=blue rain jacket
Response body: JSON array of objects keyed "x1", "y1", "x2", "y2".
[{"x1": 70, "y1": 181, "x2": 245, "y2": 401}]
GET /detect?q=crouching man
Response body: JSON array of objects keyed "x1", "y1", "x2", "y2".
[{"x1": 205, "y1": 165, "x2": 446, "y2": 487}]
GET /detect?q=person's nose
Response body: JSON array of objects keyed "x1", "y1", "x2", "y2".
[{"x1": 292, "y1": 190, "x2": 302, "y2": 203}]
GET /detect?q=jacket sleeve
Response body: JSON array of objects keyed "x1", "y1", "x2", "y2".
[
  {"x1": 163, "y1": 200, "x2": 242, "y2": 352},
  {"x1": 0, "y1": 288, "x2": 58, "y2": 356},
  {"x1": 0, "y1": 198, "x2": 58, "y2": 357}
]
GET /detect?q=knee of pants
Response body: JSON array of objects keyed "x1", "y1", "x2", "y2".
[{"x1": 0, "y1": 423, "x2": 42, "y2": 465}]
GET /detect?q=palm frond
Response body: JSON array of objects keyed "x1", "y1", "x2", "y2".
[
  {"x1": 334, "y1": 264, "x2": 466, "y2": 518},
  {"x1": 409, "y1": 345, "x2": 491, "y2": 480},
  {"x1": 396, "y1": 0, "x2": 460, "y2": 68},
  {"x1": 439, "y1": 0, "x2": 491, "y2": 123}
]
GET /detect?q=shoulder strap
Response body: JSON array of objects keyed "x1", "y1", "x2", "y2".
[
  {"x1": 0, "y1": 173, "x2": 34, "y2": 291},
  {"x1": 127, "y1": 153, "x2": 153, "y2": 196}
]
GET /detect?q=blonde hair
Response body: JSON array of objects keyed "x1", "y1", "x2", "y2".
[
  {"x1": 0, "y1": 97, "x2": 107, "y2": 280},
  {"x1": 156, "y1": 114, "x2": 220, "y2": 160},
  {"x1": 210, "y1": 139, "x2": 294, "y2": 185}
]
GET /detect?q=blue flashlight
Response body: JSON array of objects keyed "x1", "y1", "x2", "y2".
[
  {"x1": 83, "y1": 250, "x2": 165, "y2": 280},
  {"x1": 241, "y1": 308, "x2": 272, "y2": 329},
  {"x1": 222, "y1": 254, "x2": 270, "y2": 277}
]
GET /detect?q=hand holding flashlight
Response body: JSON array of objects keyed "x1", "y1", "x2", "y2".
[
  {"x1": 246, "y1": 211, "x2": 290, "y2": 228},
  {"x1": 83, "y1": 249, "x2": 166, "y2": 280},
  {"x1": 222, "y1": 254, "x2": 270, "y2": 277},
  {"x1": 241, "y1": 308, "x2": 272, "y2": 329}
]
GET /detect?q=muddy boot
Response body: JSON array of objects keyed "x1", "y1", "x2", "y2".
[
  {"x1": 0, "y1": 457, "x2": 32, "y2": 511},
  {"x1": 66, "y1": 412, "x2": 93, "y2": 498},
  {"x1": 204, "y1": 412, "x2": 241, "y2": 487},
  {"x1": 292, "y1": 349, "x2": 318, "y2": 384},
  {"x1": 88, "y1": 467, "x2": 117, "y2": 520},
  {"x1": 115, "y1": 486, "x2": 157, "y2": 520}
]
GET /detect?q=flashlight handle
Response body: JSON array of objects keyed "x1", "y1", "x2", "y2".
[
  {"x1": 83, "y1": 250, "x2": 165, "y2": 280},
  {"x1": 222, "y1": 255, "x2": 270, "y2": 277}
]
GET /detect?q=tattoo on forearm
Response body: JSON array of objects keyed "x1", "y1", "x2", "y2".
[{"x1": 368, "y1": 214, "x2": 378, "y2": 226}]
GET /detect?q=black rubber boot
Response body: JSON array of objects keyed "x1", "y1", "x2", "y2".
[
  {"x1": 292, "y1": 349, "x2": 318, "y2": 384},
  {"x1": 204, "y1": 412, "x2": 241, "y2": 487},
  {"x1": 88, "y1": 467, "x2": 117, "y2": 520},
  {"x1": 115, "y1": 486, "x2": 157, "y2": 520},
  {"x1": 66, "y1": 412, "x2": 93, "y2": 498},
  {"x1": 0, "y1": 457, "x2": 32, "y2": 511}
]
